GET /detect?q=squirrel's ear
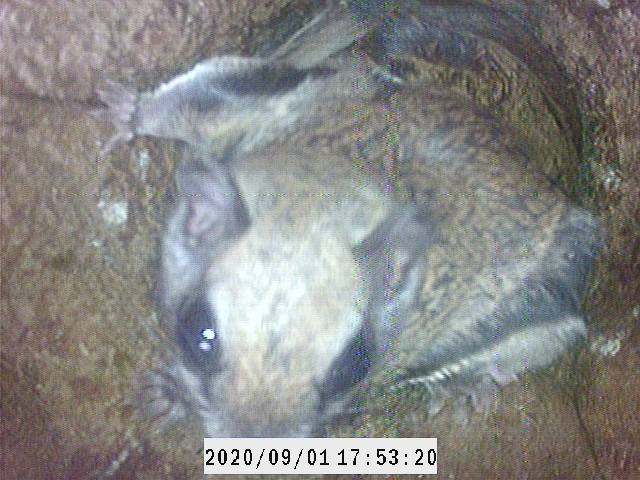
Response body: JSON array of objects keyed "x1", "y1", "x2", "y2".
[
  {"x1": 354, "y1": 203, "x2": 438, "y2": 351},
  {"x1": 175, "y1": 158, "x2": 250, "y2": 248}
]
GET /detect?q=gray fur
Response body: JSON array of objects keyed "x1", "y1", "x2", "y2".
[{"x1": 98, "y1": 0, "x2": 602, "y2": 437}]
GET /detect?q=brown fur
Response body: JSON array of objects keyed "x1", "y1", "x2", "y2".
[{"x1": 97, "y1": 1, "x2": 601, "y2": 437}]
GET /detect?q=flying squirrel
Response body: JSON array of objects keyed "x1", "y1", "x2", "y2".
[{"x1": 96, "y1": 0, "x2": 602, "y2": 437}]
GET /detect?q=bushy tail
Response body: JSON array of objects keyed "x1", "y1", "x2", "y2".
[
  {"x1": 359, "y1": 0, "x2": 581, "y2": 152},
  {"x1": 274, "y1": 0, "x2": 581, "y2": 156}
]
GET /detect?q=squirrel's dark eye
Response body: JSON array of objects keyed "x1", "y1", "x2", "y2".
[{"x1": 176, "y1": 296, "x2": 221, "y2": 375}]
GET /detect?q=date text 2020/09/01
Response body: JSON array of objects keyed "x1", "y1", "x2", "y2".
[{"x1": 203, "y1": 438, "x2": 437, "y2": 474}]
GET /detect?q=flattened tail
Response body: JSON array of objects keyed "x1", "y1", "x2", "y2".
[{"x1": 354, "y1": 0, "x2": 582, "y2": 154}]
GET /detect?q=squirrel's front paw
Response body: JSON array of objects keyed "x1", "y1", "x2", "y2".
[{"x1": 93, "y1": 80, "x2": 139, "y2": 155}]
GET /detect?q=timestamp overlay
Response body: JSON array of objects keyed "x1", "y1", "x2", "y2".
[{"x1": 203, "y1": 438, "x2": 437, "y2": 474}]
